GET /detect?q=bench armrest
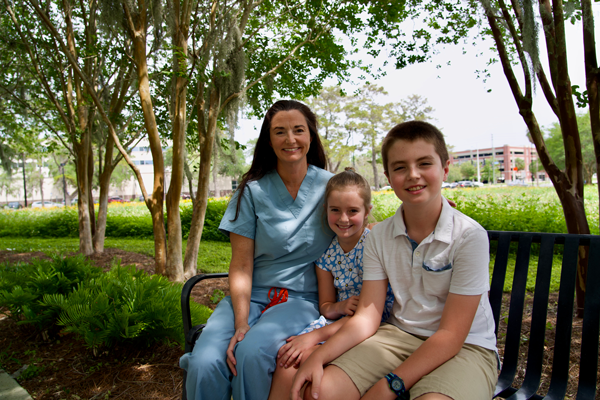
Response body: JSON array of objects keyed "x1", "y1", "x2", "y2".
[{"x1": 181, "y1": 273, "x2": 229, "y2": 353}]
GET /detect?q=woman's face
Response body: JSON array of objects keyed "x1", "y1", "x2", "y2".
[{"x1": 269, "y1": 110, "x2": 312, "y2": 166}]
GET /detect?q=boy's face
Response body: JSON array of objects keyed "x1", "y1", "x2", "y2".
[{"x1": 384, "y1": 139, "x2": 450, "y2": 209}]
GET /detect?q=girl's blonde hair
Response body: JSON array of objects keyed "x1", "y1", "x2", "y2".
[{"x1": 324, "y1": 168, "x2": 372, "y2": 224}]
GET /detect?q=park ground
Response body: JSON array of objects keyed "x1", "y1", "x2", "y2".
[
  {"x1": 1, "y1": 186, "x2": 598, "y2": 399},
  {"x1": 0, "y1": 247, "x2": 585, "y2": 399}
]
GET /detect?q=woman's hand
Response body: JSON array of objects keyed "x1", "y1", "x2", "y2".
[
  {"x1": 337, "y1": 295, "x2": 359, "y2": 316},
  {"x1": 277, "y1": 333, "x2": 320, "y2": 368},
  {"x1": 226, "y1": 324, "x2": 251, "y2": 376}
]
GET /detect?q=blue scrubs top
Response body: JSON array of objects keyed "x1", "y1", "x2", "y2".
[{"x1": 219, "y1": 165, "x2": 334, "y2": 294}]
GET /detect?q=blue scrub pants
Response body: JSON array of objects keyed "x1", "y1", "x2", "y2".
[{"x1": 180, "y1": 289, "x2": 319, "y2": 400}]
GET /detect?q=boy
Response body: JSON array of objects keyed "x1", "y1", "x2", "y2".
[{"x1": 290, "y1": 121, "x2": 498, "y2": 400}]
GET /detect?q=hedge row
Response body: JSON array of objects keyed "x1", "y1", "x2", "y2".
[{"x1": 0, "y1": 198, "x2": 230, "y2": 241}]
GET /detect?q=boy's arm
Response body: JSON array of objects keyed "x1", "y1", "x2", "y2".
[
  {"x1": 361, "y1": 292, "x2": 481, "y2": 400},
  {"x1": 290, "y1": 279, "x2": 388, "y2": 400}
]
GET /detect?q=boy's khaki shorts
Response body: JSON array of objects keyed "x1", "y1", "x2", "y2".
[{"x1": 330, "y1": 323, "x2": 497, "y2": 400}]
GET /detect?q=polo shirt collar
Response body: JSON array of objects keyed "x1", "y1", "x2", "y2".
[{"x1": 391, "y1": 196, "x2": 453, "y2": 245}]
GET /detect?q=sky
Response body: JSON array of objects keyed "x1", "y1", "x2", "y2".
[{"x1": 235, "y1": 10, "x2": 598, "y2": 153}]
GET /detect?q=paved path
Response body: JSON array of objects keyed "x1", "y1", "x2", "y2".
[{"x1": 0, "y1": 369, "x2": 33, "y2": 400}]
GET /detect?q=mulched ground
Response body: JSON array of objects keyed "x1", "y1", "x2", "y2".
[{"x1": 0, "y1": 249, "x2": 591, "y2": 399}]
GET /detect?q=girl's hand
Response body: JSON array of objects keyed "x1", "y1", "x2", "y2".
[
  {"x1": 277, "y1": 333, "x2": 320, "y2": 368},
  {"x1": 337, "y1": 295, "x2": 359, "y2": 316},
  {"x1": 226, "y1": 324, "x2": 250, "y2": 376}
]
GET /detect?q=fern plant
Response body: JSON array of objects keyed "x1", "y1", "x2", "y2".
[
  {"x1": 42, "y1": 263, "x2": 211, "y2": 354},
  {"x1": 0, "y1": 254, "x2": 102, "y2": 329}
]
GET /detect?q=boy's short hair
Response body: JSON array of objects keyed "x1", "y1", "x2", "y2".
[{"x1": 381, "y1": 121, "x2": 449, "y2": 175}]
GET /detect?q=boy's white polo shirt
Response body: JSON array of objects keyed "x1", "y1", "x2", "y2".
[{"x1": 363, "y1": 197, "x2": 497, "y2": 351}]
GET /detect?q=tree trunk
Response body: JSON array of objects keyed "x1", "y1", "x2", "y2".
[
  {"x1": 581, "y1": 0, "x2": 600, "y2": 205},
  {"x1": 74, "y1": 142, "x2": 94, "y2": 256},
  {"x1": 126, "y1": 7, "x2": 168, "y2": 275},
  {"x1": 482, "y1": 0, "x2": 591, "y2": 317},
  {"x1": 213, "y1": 139, "x2": 218, "y2": 197},
  {"x1": 87, "y1": 131, "x2": 96, "y2": 238},
  {"x1": 521, "y1": 110, "x2": 590, "y2": 316},
  {"x1": 93, "y1": 136, "x2": 115, "y2": 253},
  {"x1": 183, "y1": 88, "x2": 221, "y2": 279},
  {"x1": 164, "y1": 0, "x2": 191, "y2": 282},
  {"x1": 39, "y1": 161, "x2": 44, "y2": 206},
  {"x1": 371, "y1": 139, "x2": 378, "y2": 189}
]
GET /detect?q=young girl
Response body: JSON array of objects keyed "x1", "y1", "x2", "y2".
[{"x1": 267, "y1": 168, "x2": 394, "y2": 400}]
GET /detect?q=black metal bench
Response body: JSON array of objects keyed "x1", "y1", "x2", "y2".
[{"x1": 181, "y1": 230, "x2": 600, "y2": 399}]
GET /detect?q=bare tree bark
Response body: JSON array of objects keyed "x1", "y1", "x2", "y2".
[
  {"x1": 122, "y1": 2, "x2": 168, "y2": 275},
  {"x1": 94, "y1": 136, "x2": 115, "y2": 252},
  {"x1": 183, "y1": 87, "x2": 220, "y2": 279},
  {"x1": 165, "y1": 0, "x2": 193, "y2": 282},
  {"x1": 581, "y1": 0, "x2": 600, "y2": 203}
]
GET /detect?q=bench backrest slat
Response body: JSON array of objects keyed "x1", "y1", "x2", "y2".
[
  {"x1": 576, "y1": 237, "x2": 600, "y2": 400},
  {"x1": 490, "y1": 232, "x2": 512, "y2": 335},
  {"x1": 545, "y1": 236, "x2": 578, "y2": 399},
  {"x1": 487, "y1": 231, "x2": 599, "y2": 400},
  {"x1": 496, "y1": 234, "x2": 534, "y2": 396},
  {"x1": 516, "y1": 235, "x2": 555, "y2": 398}
]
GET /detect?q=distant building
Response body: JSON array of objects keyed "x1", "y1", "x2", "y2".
[
  {"x1": 2, "y1": 141, "x2": 235, "y2": 206},
  {"x1": 451, "y1": 145, "x2": 546, "y2": 183}
]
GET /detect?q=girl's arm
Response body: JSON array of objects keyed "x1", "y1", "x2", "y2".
[
  {"x1": 290, "y1": 279, "x2": 388, "y2": 400},
  {"x1": 317, "y1": 267, "x2": 359, "y2": 319},
  {"x1": 361, "y1": 292, "x2": 481, "y2": 400},
  {"x1": 225, "y1": 232, "x2": 255, "y2": 376}
]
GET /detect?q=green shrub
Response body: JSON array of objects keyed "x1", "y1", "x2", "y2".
[
  {"x1": 0, "y1": 198, "x2": 232, "y2": 240},
  {"x1": 0, "y1": 255, "x2": 102, "y2": 329},
  {"x1": 0, "y1": 208, "x2": 79, "y2": 238},
  {"x1": 181, "y1": 198, "x2": 229, "y2": 242},
  {"x1": 105, "y1": 213, "x2": 154, "y2": 238},
  {"x1": 41, "y1": 263, "x2": 211, "y2": 353}
]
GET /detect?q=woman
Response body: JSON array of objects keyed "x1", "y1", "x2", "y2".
[{"x1": 180, "y1": 100, "x2": 335, "y2": 400}]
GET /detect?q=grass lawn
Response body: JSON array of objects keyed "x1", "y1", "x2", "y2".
[
  {"x1": 0, "y1": 237, "x2": 565, "y2": 293},
  {"x1": 0, "y1": 237, "x2": 232, "y2": 274}
]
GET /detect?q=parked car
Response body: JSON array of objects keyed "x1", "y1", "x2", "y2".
[
  {"x1": 107, "y1": 196, "x2": 127, "y2": 203},
  {"x1": 31, "y1": 201, "x2": 64, "y2": 208},
  {"x1": 449, "y1": 182, "x2": 459, "y2": 189},
  {"x1": 472, "y1": 181, "x2": 484, "y2": 187},
  {"x1": 507, "y1": 179, "x2": 528, "y2": 187},
  {"x1": 457, "y1": 181, "x2": 474, "y2": 188},
  {"x1": 181, "y1": 194, "x2": 191, "y2": 200},
  {"x1": 380, "y1": 185, "x2": 392, "y2": 191},
  {"x1": 4, "y1": 201, "x2": 23, "y2": 210},
  {"x1": 441, "y1": 182, "x2": 452, "y2": 188}
]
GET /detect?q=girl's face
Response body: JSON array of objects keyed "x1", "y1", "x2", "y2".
[{"x1": 326, "y1": 187, "x2": 370, "y2": 248}]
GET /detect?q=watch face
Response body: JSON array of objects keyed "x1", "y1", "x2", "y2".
[{"x1": 391, "y1": 379, "x2": 403, "y2": 391}]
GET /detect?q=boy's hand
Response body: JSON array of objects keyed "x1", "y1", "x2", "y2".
[
  {"x1": 337, "y1": 296, "x2": 359, "y2": 316},
  {"x1": 226, "y1": 324, "x2": 250, "y2": 376},
  {"x1": 277, "y1": 333, "x2": 319, "y2": 368},
  {"x1": 290, "y1": 353, "x2": 324, "y2": 400}
]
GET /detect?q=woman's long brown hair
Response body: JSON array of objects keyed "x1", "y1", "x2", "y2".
[{"x1": 231, "y1": 100, "x2": 328, "y2": 221}]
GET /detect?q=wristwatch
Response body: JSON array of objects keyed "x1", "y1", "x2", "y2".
[{"x1": 385, "y1": 372, "x2": 409, "y2": 400}]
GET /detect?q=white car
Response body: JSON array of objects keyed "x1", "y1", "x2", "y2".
[
  {"x1": 31, "y1": 201, "x2": 64, "y2": 208},
  {"x1": 472, "y1": 181, "x2": 484, "y2": 187},
  {"x1": 441, "y1": 182, "x2": 452, "y2": 188}
]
